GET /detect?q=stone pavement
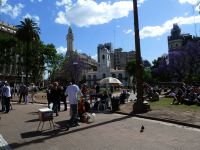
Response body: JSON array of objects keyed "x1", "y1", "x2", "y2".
[
  {"x1": 1, "y1": 102, "x2": 200, "y2": 149},
  {"x1": 11, "y1": 92, "x2": 200, "y2": 128}
]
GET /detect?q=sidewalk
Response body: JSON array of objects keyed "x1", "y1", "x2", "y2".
[{"x1": 1, "y1": 102, "x2": 200, "y2": 150}]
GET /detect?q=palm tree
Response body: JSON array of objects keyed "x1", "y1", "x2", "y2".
[{"x1": 16, "y1": 18, "x2": 40, "y2": 85}]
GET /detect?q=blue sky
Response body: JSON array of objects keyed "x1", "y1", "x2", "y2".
[{"x1": 1, "y1": 0, "x2": 200, "y2": 63}]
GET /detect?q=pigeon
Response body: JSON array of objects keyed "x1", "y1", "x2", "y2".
[{"x1": 140, "y1": 125, "x2": 144, "y2": 132}]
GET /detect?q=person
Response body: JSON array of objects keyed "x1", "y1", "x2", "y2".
[
  {"x1": 65, "y1": 80, "x2": 83, "y2": 126},
  {"x1": 30, "y1": 83, "x2": 37, "y2": 103},
  {"x1": 81, "y1": 83, "x2": 88, "y2": 101},
  {"x1": 100, "y1": 90, "x2": 110, "y2": 108},
  {"x1": 95, "y1": 83, "x2": 100, "y2": 94},
  {"x1": 132, "y1": 84, "x2": 136, "y2": 94},
  {"x1": 51, "y1": 82, "x2": 60, "y2": 116},
  {"x1": 0, "y1": 82, "x2": 4, "y2": 111},
  {"x1": 171, "y1": 87, "x2": 183, "y2": 105},
  {"x1": 58, "y1": 85, "x2": 67, "y2": 111},
  {"x1": 2, "y1": 81, "x2": 11, "y2": 113},
  {"x1": 18, "y1": 84, "x2": 27, "y2": 103},
  {"x1": 120, "y1": 90, "x2": 128, "y2": 104},
  {"x1": 46, "y1": 84, "x2": 53, "y2": 108}
]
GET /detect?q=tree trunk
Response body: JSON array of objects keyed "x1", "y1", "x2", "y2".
[{"x1": 132, "y1": 0, "x2": 149, "y2": 113}]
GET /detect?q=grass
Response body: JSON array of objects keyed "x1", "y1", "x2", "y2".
[{"x1": 149, "y1": 97, "x2": 200, "y2": 112}]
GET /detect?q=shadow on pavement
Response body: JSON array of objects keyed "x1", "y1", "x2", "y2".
[
  {"x1": 10, "y1": 115, "x2": 132, "y2": 149},
  {"x1": 25, "y1": 118, "x2": 39, "y2": 123},
  {"x1": 27, "y1": 112, "x2": 39, "y2": 115}
]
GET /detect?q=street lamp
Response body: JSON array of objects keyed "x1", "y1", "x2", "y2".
[
  {"x1": 73, "y1": 61, "x2": 78, "y2": 83},
  {"x1": 132, "y1": 0, "x2": 149, "y2": 113}
]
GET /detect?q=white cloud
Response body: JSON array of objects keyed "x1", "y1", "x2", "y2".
[
  {"x1": 123, "y1": 29, "x2": 133, "y2": 34},
  {"x1": 91, "y1": 53, "x2": 97, "y2": 61},
  {"x1": 0, "y1": 0, "x2": 24, "y2": 19},
  {"x1": 23, "y1": 13, "x2": 40, "y2": 25},
  {"x1": 178, "y1": 0, "x2": 198, "y2": 5},
  {"x1": 140, "y1": 15, "x2": 200, "y2": 39},
  {"x1": 138, "y1": 0, "x2": 146, "y2": 6},
  {"x1": 55, "y1": 0, "x2": 134, "y2": 27},
  {"x1": 178, "y1": 0, "x2": 200, "y2": 12},
  {"x1": 30, "y1": 0, "x2": 43, "y2": 2},
  {"x1": 57, "y1": 46, "x2": 67, "y2": 54},
  {"x1": 56, "y1": 0, "x2": 72, "y2": 7},
  {"x1": 55, "y1": 11, "x2": 68, "y2": 24}
]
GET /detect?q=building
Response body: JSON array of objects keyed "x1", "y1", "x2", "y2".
[
  {"x1": 0, "y1": 21, "x2": 25, "y2": 84},
  {"x1": 110, "y1": 48, "x2": 135, "y2": 70},
  {"x1": 65, "y1": 27, "x2": 135, "y2": 86},
  {"x1": 168, "y1": 23, "x2": 193, "y2": 51},
  {"x1": 167, "y1": 23, "x2": 200, "y2": 81},
  {"x1": 86, "y1": 43, "x2": 135, "y2": 87},
  {"x1": 65, "y1": 27, "x2": 97, "y2": 82}
]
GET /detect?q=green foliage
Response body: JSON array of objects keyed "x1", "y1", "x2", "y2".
[
  {"x1": 125, "y1": 59, "x2": 136, "y2": 77},
  {"x1": 143, "y1": 68, "x2": 152, "y2": 83},
  {"x1": 0, "y1": 34, "x2": 17, "y2": 65}
]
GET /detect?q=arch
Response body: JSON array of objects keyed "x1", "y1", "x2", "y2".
[{"x1": 112, "y1": 73, "x2": 116, "y2": 78}]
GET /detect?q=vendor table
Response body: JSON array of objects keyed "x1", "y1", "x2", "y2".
[{"x1": 37, "y1": 108, "x2": 55, "y2": 131}]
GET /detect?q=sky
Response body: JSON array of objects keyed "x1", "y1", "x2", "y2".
[{"x1": 1, "y1": 0, "x2": 200, "y2": 63}]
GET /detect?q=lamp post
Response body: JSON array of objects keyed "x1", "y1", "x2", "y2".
[
  {"x1": 132, "y1": 0, "x2": 149, "y2": 113},
  {"x1": 73, "y1": 62, "x2": 78, "y2": 83}
]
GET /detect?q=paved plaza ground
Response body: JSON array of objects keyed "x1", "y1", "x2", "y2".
[
  {"x1": 10, "y1": 92, "x2": 200, "y2": 128},
  {"x1": 1, "y1": 102, "x2": 200, "y2": 150},
  {"x1": 0, "y1": 92, "x2": 200, "y2": 149}
]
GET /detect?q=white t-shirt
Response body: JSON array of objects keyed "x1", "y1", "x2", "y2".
[{"x1": 65, "y1": 84, "x2": 83, "y2": 104}]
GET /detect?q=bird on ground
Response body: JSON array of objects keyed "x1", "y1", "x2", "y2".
[{"x1": 140, "y1": 125, "x2": 144, "y2": 132}]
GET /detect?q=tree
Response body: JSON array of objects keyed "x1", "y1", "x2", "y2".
[
  {"x1": 16, "y1": 18, "x2": 40, "y2": 85},
  {"x1": 168, "y1": 40, "x2": 200, "y2": 83},
  {"x1": 151, "y1": 56, "x2": 170, "y2": 82},
  {"x1": 125, "y1": 59, "x2": 136, "y2": 77},
  {"x1": 143, "y1": 59, "x2": 151, "y2": 68},
  {"x1": 59, "y1": 52, "x2": 87, "y2": 84},
  {"x1": 0, "y1": 34, "x2": 17, "y2": 68}
]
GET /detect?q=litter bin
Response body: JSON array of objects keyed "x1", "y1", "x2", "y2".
[{"x1": 111, "y1": 97, "x2": 120, "y2": 112}]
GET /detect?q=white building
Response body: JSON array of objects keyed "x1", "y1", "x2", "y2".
[{"x1": 86, "y1": 43, "x2": 129, "y2": 87}]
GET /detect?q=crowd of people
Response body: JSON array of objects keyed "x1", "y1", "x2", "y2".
[
  {"x1": 0, "y1": 79, "x2": 133, "y2": 126},
  {"x1": 165, "y1": 83, "x2": 200, "y2": 105},
  {"x1": 0, "y1": 81, "x2": 39, "y2": 113}
]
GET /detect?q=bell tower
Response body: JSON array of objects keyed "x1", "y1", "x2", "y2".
[{"x1": 66, "y1": 26, "x2": 74, "y2": 54}]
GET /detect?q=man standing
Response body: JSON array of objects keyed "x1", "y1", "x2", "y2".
[
  {"x1": 30, "y1": 83, "x2": 37, "y2": 103},
  {"x1": 2, "y1": 81, "x2": 11, "y2": 113},
  {"x1": 65, "y1": 80, "x2": 82, "y2": 126}
]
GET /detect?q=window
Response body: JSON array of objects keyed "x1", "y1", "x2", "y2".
[
  {"x1": 93, "y1": 75, "x2": 96, "y2": 80},
  {"x1": 102, "y1": 73, "x2": 106, "y2": 78},
  {"x1": 112, "y1": 73, "x2": 116, "y2": 78},
  {"x1": 102, "y1": 55, "x2": 105, "y2": 60},
  {"x1": 118, "y1": 73, "x2": 122, "y2": 80}
]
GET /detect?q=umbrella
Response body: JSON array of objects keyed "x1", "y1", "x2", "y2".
[{"x1": 99, "y1": 77, "x2": 122, "y2": 85}]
